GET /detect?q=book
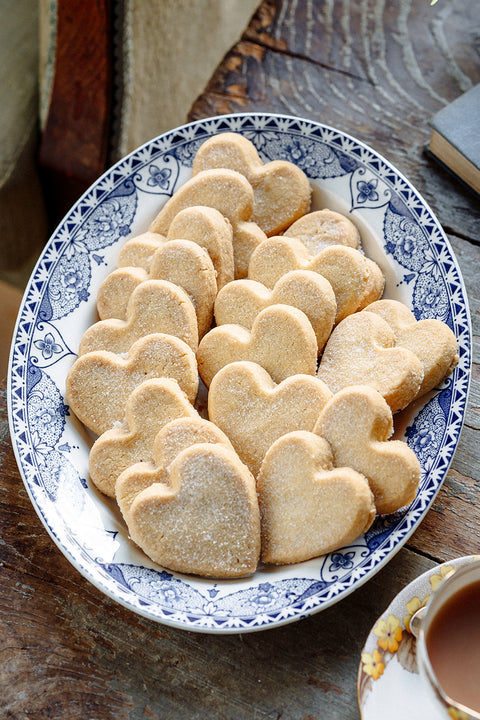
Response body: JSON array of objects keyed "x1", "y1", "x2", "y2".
[{"x1": 428, "y1": 83, "x2": 480, "y2": 196}]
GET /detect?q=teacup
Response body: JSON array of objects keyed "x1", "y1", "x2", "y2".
[{"x1": 411, "y1": 558, "x2": 480, "y2": 720}]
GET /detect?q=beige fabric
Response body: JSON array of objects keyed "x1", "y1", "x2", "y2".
[
  {"x1": 39, "y1": 1, "x2": 261, "y2": 158},
  {"x1": 116, "y1": 0, "x2": 260, "y2": 157},
  {"x1": 1, "y1": 0, "x2": 47, "y2": 279}
]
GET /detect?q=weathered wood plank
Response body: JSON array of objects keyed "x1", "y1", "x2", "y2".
[
  {"x1": 3, "y1": 0, "x2": 479, "y2": 717},
  {"x1": 0, "y1": 380, "x2": 438, "y2": 719},
  {"x1": 188, "y1": 0, "x2": 480, "y2": 242},
  {"x1": 4, "y1": 550, "x2": 433, "y2": 720},
  {"x1": 0, "y1": 452, "x2": 435, "y2": 720}
]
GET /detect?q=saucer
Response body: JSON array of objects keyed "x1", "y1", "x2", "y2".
[{"x1": 358, "y1": 555, "x2": 480, "y2": 719}]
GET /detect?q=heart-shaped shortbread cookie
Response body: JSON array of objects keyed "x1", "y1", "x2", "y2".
[
  {"x1": 257, "y1": 431, "x2": 376, "y2": 564},
  {"x1": 117, "y1": 442, "x2": 260, "y2": 578},
  {"x1": 151, "y1": 417, "x2": 235, "y2": 469},
  {"x1": 66, "y1": 333, "x2": 198, "y2": 435},
  {"x1": 89, "y1": 379, "x2": 199, "y2": 497},
  {"x1": 248, "y1": 238, "x2": 384, "y2": 322},
  {"x1": 317, "y1": 311, "x2": 424, "y2": 412},
  {"x1": 166, "y1": 206, "x2": 234, "y2": 290},
  {"x1": 314, "y1": 385, "x2": 421, "y2": 514},
  {"x1": 315, "y1": 245, "x2": 384, "y2": 316},
  {"x1": 117, "y1": 231, "x2": 165, "y2": 272},
  {"x1": 149, "y1": 168, "x2": 267, "y2": 279},
  {"x1": 197, "y1": 304, "x2": 318, "y2": 387},
  {"x1": 283, "y1": 209, "x2": 360, "y2": 255},
  {"x1": 79, "y1": 279, "x2": 199, "y2": 355},
  {"x1": 208, "y1": 361, "x2": 333, "y2": 477},
  {"x1": 118, "y1": 206, "x2": 234, "y2": 289},
  {"x1": 364, "y1": 299, "x2": 459, "y2": 398},
  {"x1": 214, "y1": 270, "x2": 336, "y2": 351},
  {"x1": 97, "y1": 266, "x2": 146, "y2": 321},
  {"x1": 192, "y1": 132, "x2": 311, "y2": 236},
  {"x1": 115, "y1": 416, "x2": 235, "y2": 514},
  {"x1": 97, "y1": 239, "x2": 216, "y2": 338}
]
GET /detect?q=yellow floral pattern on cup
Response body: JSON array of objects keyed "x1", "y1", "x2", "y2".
[
  {"x1": 430, "y1": 564, "x2": 454, "y2": 592},
  {"x1": 360, "y1": 613, "x2": 403, "y2": 680},
  {"x1": 373, "y1": 614, "x2": 403, "y2": 653},
  {"x1": 361, "y1": 648, "x2": 385, "y2": 680},
  {"x1": 403, "y1": 595, "x2": 425, "y2": 632},
  {"x1": 448, "y1": 707, "x2": 469, "y2": 720},
  {"x1": 358, "y1": 559, "x2": 480, "y2": 715},
  {"x1": 402, "y1": 565, "x2": 454, "y2": 633}
]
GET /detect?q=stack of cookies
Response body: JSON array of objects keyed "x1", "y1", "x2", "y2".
[{"x1": 66, "y1": 133, "x2": 459, "y2": 578}]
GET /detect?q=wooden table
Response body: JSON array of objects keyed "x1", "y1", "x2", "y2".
[{"x1": 2, "y1": 1, "x2": 480, "y2": 717}]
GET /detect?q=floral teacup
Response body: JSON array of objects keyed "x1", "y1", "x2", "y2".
[{"x1": 412, "y1": 560, "x2": 480, "y2": 720}]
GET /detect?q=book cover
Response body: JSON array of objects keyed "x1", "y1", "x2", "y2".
[{"x1": 428, "y1": 83, "x2": 480, "y2": 196}]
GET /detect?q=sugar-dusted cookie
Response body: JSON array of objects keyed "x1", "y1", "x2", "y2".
[
  {"x1": 66, "y1": 333, "x2": 198, "y2": 435},
  {"x1": 214, "y1": 270, "x2": 336, "y2": 351},
  {"x1": 257, "y1": 431, "x2": 375, "y2": 564},
  {"x1": 248, "y1": 238, "x2": 384, "y2": 322},
  {"x1": 364, "y1": 299, "x2": 459, "y2": 397},
  {"x1": 115, "y1": 416, "x2": 235, "y2": 514},
  {"x1": 191, "y1": 132, "x2": 311, "y2": 236},
  {"x1": 283, "y1": 209, "x2": 360, "y2": 255},
  {"x1": 247, "y1": 237, "x2": 309, "y2": 288},
  {"x1": 117, "y1": 231, "x2": 166, "y2": 271},
  {"x1": 117, "y1": 442, "x2": 261, "y2": 578},
  {"x1": 167, "y1": 206, "x2": 234, "y2": 290},
  {"x1": 356, "y1": 255, "x2": 385, "y2": 312},
  {"x1": 312, "y1": 247, "x2": 383, "y2": 315},
  {"x1": 208, "y1": 361, "x2": 333, "y2": 477},
  {"x1": 197, "y1": 304, "x2": 318, "y2": 387},
  {"x1": 317, "y1": 311, "x2": 424, "y2": 413},
  {"x1": 148, "y1": 168, "x2": 267, "y2": 279},
  {"x1": 89, "y1": 379, "x2": 199, "y2": 497},
  {"x1": 97, "y1": 267, "x2": 146, "y2": 321},
  {"x1": 97, "y1": 240, "x2": 216, "y2": 338},
  {"x1": 80, "y1": 279, "x2": 199, "y2": 355},
  {"x1": 118, "y1": 206, "x2": 234, "y2": 289},
  {"x1": 151, "y1": 416, "x2": 235, "y2": 469},
  {"x1": 314, "y1": 385, "x2": 421, "y2": 514}
]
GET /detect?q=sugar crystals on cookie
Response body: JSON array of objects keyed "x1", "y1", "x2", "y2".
[
  {"x1": 63, "y1": 130, "x2": 462, "y2": 580},
  {"x1": 208, "y1": 360, "x2": 333, "y2": 477},
  {"x1": 197, "y1": 304, "x2": 318, "y2": 387},
  {"x1": 66, "y1": 333, "x2": 198, "y2": 435},
  {"x1": 257, "y1": 431, "x2": 375, "y2": 564},
  {"x1": 317, "y1": 311, "x2": 424, "y2": 413},
  {"x1": 149, "y1": 167, "x2": 267, "y2": 278},
  {"x1": 214, "y1": 270, "x2": 336, "y2": 352},
  {"x1": 314, "y1": 385, "x2": 421, "y2": 515},
  {"x1": 191, "y1": 132, "x2": 312, "y2": 236},
  {"x1": 117, "y1": 442, "x2": 261, "y2": 578},
  {"x1": 89, "y1": 378, "x2": 199, "y2": 497}
]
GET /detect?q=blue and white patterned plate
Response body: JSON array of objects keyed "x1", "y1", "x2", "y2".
[{"x1": 7, "y1": 113, "x2": 471, "y2": 633}]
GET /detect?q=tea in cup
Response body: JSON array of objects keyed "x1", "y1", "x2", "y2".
[{"x1": 413, "y1": 559, "x2": 480, "y2": 719}]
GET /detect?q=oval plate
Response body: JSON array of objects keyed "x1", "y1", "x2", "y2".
[{"x1": 7, "y1": 113, "x2": 471, "y2": 633}]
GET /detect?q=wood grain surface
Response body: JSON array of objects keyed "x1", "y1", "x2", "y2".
[
  {"x1": 0, "y1": 381, "x2": 435, "y2": 720},
  {"x1": 3, "y1": 0, "x2": 480, "y2": 718},
  {"x1": 189, "y1": 0, "x2": 480, "y2": 239}
]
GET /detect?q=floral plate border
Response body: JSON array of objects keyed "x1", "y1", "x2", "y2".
[{"x1": 7, "y1": 113, "x2": 471, "y2": 633}]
